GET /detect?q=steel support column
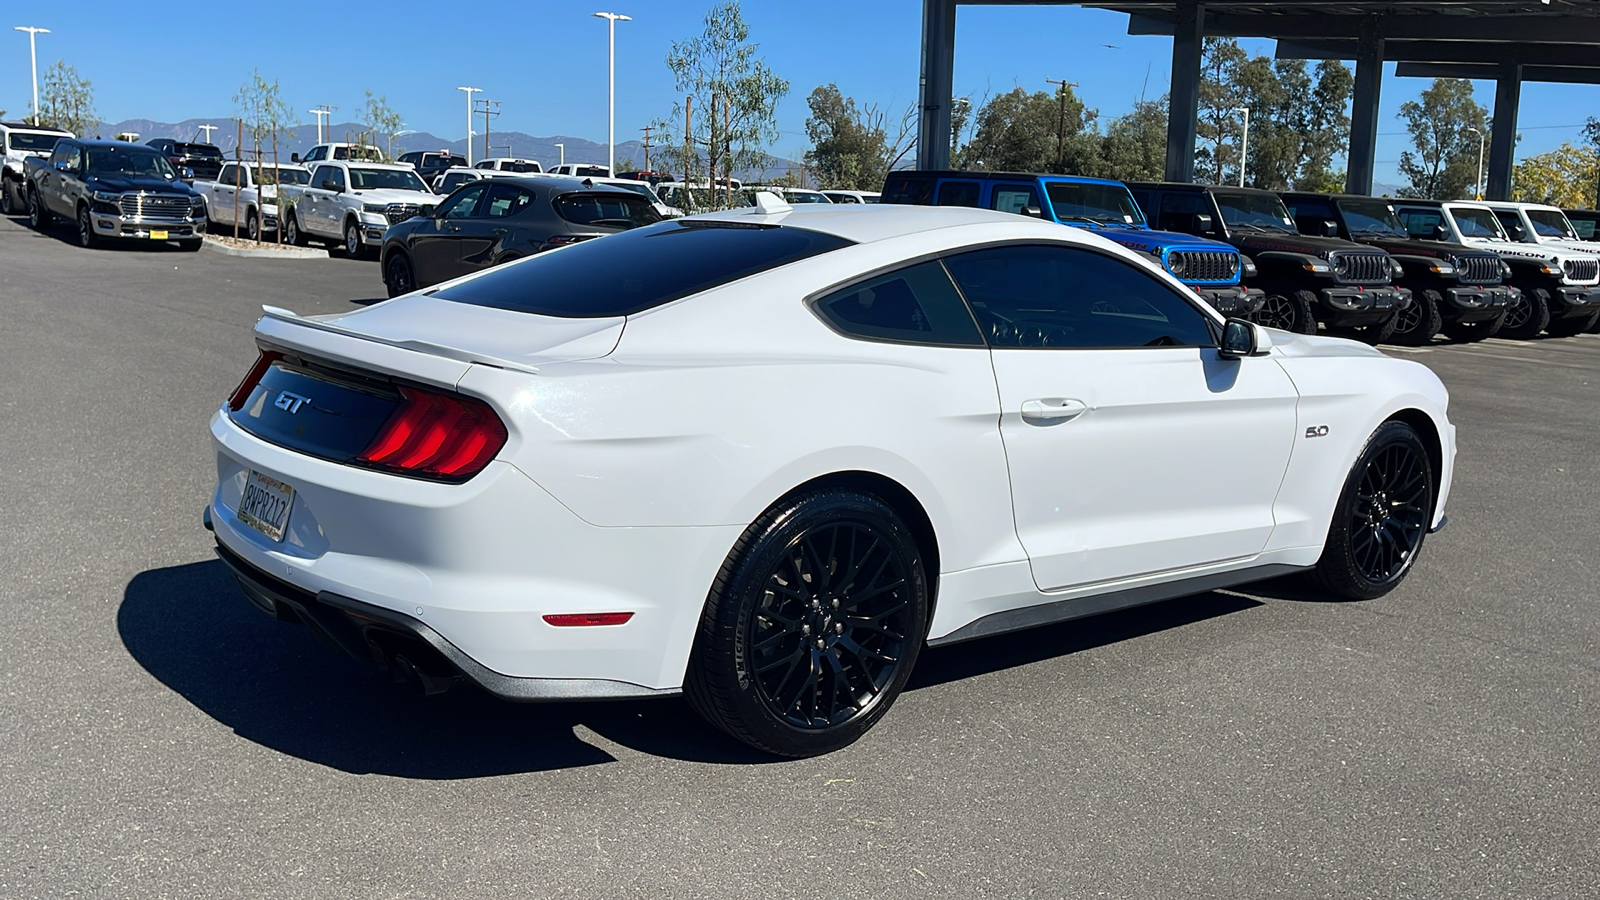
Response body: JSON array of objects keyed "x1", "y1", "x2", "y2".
[
  {"x1": 917, "y1": 0, "x2": 957, "y2": 170},
  {"x1": 1346, "y1": 16, "x2": 1384, "y2": 195},
  {"x1": 1164, "y1": 0, "x2": 1203, "y2": 182},
  {"x1": 1486, "y1": 62, "x2": 1522, "y2": 201}
]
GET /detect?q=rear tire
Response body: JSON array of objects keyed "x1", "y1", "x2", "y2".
[
  {"x1": 1254, "y1": 290, "x2": 1318, "y2": 334},
  {"x1": 686, "y1": 489, "x2": 930, "y2": 758},
  {"x1": 1499, "y1": 287, "x2": 1551, "y2": 339},
  {"x1": 1311, "y1": 421, "x2": 1434, "y2": 601},
  {"x1": 1389, "y1": 289, "x2": 1442, "y2": 346},
  {"x1": 28, "y1": 187, "x2": 52, "y2": 230},
  {"x1": 1546, "y1": 310, "x2": 1600, "y2": 337},
  {"x1": 246, "y1": 208, "x2": 260, "y2": 242},
  {"x1": 1, "y1": 177, "x2": 17, "y2": 215},
  {"x1": 284, "y1": 208, "x2": 306, "y2": 246}
]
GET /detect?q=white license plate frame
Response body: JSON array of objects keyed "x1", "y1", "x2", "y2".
[{"x1": 238, "y1": 469, "x2": 294, "y2": 542}]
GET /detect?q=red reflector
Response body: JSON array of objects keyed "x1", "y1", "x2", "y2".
[
  {"x1": 543, "y1": 612, "x2": 635, "y2": 627},
  {"x1": 357, "y1": 387, "x2": 508, "y2": 481},
  {"x1": 227, "y1": 351, "x2": 282, "y2": 411}
]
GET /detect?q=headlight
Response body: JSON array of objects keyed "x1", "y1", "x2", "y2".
[
  {"x1": 362, "y1": 203, "x2": 388, "y2": 214},
  {"x1": 1166, "y1": 252, "x2": 1188, "y2": 277},
  {"x1": 92, "y1": 190, "x2": 121, "y2": 204}
]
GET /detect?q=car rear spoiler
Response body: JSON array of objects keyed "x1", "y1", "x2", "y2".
[{"x1": 258, "y1": 305, "x2": 543, "y2": 377}]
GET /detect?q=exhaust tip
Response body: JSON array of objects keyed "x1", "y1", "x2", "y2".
[{"x1": 391, "y1": 654, "x2": 457, "y2": 697}]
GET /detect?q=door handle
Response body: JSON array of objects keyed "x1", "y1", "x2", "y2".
[
  {"x1": 445, "y1": 224, "x2": 460, "y2": 232},
  {"x1": 1020, "y1": 398, "x2": 1088, "y2": 422},
  {"x1": 492, "y1": 227, "x2": 507, "y2": 235}
]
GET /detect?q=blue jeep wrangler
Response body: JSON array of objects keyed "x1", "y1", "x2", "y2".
[{"x1": 881, "y1": 171, "x2": 1265, "y2": 317}]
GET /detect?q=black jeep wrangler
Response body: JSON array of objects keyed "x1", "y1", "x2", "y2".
[
  {"x1": 1279, "y1": 193, "x2": 1517, "y2": 345},
  {"x1": 1129, "y1": 183, "x2": 1409, "y2": 341}
]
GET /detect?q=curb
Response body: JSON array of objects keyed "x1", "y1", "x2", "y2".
[{"x1": 202, "y1": 238, "x2": 328, "y2": 260}]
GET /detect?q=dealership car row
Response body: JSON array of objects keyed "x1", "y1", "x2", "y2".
[{"x1": 4, "y1": 118, "x2": 1600, "y2": 344}]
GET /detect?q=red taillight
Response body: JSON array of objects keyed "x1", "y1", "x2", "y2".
[
  {"x1": 543, "y1": 613, "x2": 635, "y2": 627},
  {"x1": 227, "y1": 350, "x2": 281, "y2": 411},
  {"x1": 357, "y1": 386, "x2": 507, "y2": 480}
]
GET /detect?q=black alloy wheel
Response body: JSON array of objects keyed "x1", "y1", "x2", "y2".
[
  {"x1": 687, "y1": 489, "x2": 929, "y2": 757},
  {"x1": 28, "y1": 188, "x2": 51, "y2": 230},
  {"x1": 1390, "y1": 289, "x2": 1443, "y2": 346},
  {"x1": 77, "y1": 205, "x2": 98, "y2": 249},
  {"x1": 384, "y1": 251, "x2": 416, "y2": 298},
  {"x1": 1253, "y1": 291, "x2": 1317, "y2": 335},
  {"x1": 1499, "y1": 287, "x2": 1551, "y2": 340},
  {"x1": 1312, "y1": 421, "x2": 1434, "y2": 601}
]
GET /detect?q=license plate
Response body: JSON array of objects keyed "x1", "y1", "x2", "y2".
[
  {"x1": 150, "y1": 230, "x2": 169, "y2": 240},
  {"x1": 238, "y1": 469, "x2": 294, "y2": 542}
]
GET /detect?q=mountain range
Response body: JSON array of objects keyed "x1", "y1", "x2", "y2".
[{"x1": 98, "y1": 118, "x2": 802, "y2": 179}]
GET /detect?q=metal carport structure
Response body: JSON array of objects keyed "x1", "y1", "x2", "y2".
[{"x1": 917, "y1": 1, "x2": 1600, "y2": 199}]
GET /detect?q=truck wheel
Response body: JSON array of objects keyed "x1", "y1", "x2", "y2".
[
  {"x1": 284, "y1": 209, "x2": 306, "y2": 246},
  {"x1": 77, "y1": 204, "x2": 99, "y2": 249},
  {"x1": 27, "y1": 187, "x2": 52, "y2": 230},
  {"x1": 1546, "y1": 310, "x2": 1600, "y2": 338},
  {"x1": 245, "y1": 209, "x2": 260, "y2": 242},
  {"x1": 0, "y1": 178, "x2": 16, "y2": 215},
  {"x1": 344, "y1": 219, "x2": 363, "y2": 258},
  {"x1": 1390, "y1": 289, "x2": 1442, "y2": 346},
  {"x1": 1587, "y1": 313, "x2": 1600, "y2": 335},
  {"x1": 1254, "y1": 291, "x2": 1317, "y2": 334},
  {"x1": 1341, "y1": 312, "x2": 1398, "y2": 345},
  {"x1": 1311, "y1": 421, "x2": 1434, "y2": 601},
  {"x1": 1500, "y1": 287, "x2": 1550, "y2": 339}
]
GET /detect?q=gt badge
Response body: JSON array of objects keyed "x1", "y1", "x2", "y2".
[
  {"x1": 1305, "y1": 425, "x2": 1330, "y2": 438},
  {"x1": 274, "y1": 390, "x2": 310, "y2": 414}
]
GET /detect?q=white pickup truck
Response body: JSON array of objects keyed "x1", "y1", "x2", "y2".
[
  {"x1": 194, "y1": 162, "x2": 310, "y2": 241},
  {"x1": 1, "y1": 120, "x2": 73, "y2": 215},
  {"x1": 279, "y1": 160, "x2": 437, "y2": 257}
]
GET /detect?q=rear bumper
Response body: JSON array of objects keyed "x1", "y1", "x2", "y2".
[{"x1": 1197, "y1": 285, "x2": 1266, "y2": 315}]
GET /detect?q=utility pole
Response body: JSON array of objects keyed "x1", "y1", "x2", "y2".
[
  {"x1": 13, "y1": 27, "x2": 50, "y2": 127},
  {"x1": 1045, "y1": 78, "x2": 1078, "y2": 173},
  {"x1": 593, "y1": 12, "x2": 632, "y2": 174},
  {"x1": 640, "y1": 125, "x2": 652, "y2": 173},
  {"x1": 474, "y1": 98, "x2": 501, "y2": 162},
  {"x1": 196, "y1": 123, "x2": 218, "y2": 144},
  {"x1": 456, "y1": 87, "x2": 481, "y2": 165},
  {"x1": 684, "y1": 95, "x2": 693, "y2": 185},
  {"x1": 555, "y1": 142, "x2": 565, "y2": 167},
  {"x1": 1234, "y1": 106, "x2": 1251, "y2": 187},
  {"x1": 308, "y1": 107, "x2": 332, "y2": 144}
]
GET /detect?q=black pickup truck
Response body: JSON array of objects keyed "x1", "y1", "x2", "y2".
[
  {"x1": 1129, "y1": 182, "x2": 1410, "y2": 341},
  {"x1": 25, "y1": 138, "x2": 207, "y2": 249},
  {"x1": 1279, "y1": 192, "x2": 1517, "y2": 345}
]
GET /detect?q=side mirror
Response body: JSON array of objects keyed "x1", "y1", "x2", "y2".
[
  {"x1": 1162, "y1": 211, "x2": 1215, "y2": 236},
  {"x1": 290, "y1": 152, "x2": 301, "y2": 163},
  {"x1": 1505, "y1": 222, "x2": 1527, "y2": 241},
  {"x1": 1430, "y1": 224, "x2": 1448, "y2": 241},
  {"x1": 320, "y1": 180, "x2": 342, "y2": 193},
  {"x1": 1021, "y1": 205, "x2": 1043, "y2": 218},
  {"x1": 1318, "y1": 219, "x2": 1340, "y2": 237},
  {"x1": 1219, "y1": 317, "x2": 1273, "y2": 359},
  {"x1": 54, "y1": 160, "x2": 70, "y2": 172},
  {"x1": 180, "y1": 166, "x2": 194, "y2": 180}
]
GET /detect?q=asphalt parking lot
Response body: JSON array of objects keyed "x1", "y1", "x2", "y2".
[{"x1": 1, "y1": 212, "x2": 1596, "y2": 899}]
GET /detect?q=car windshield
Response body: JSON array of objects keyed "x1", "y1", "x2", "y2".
[
  {"x1": 348, "y1": 167, "x2": 428, "y2": 192},
  {"x1": 1338, "y1": 199, "x2": 1407, "y2": 236},
  {"x1": 432, "y1": 221, "x2": 855, "y2": 317},
  {"x1": 1042, "y1": 181, "x2": 1146, "y2": 225},
  {"x1": 1452, "y1": 207, "x2": 1507, "y2": 240},
  {"x1": 1213, "y1": 191, "x2": 1295, "y2": 232},
  {"x1": 86, "y1": 147, "x2": 178, "y2": 179},
  {"x1": 1527, "y1": 209, "x2": 1578, "y2": 239},
  {"x1": 253, "y1": 168, "x2": 310, "y2": 186},
  {"x1": 8, "y1": 131, "x2": 63, "y2": 152}
]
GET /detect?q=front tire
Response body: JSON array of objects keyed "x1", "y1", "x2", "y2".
[
  {"x1": 1253, "y1": 290, "x2": 1318, "y2": 334},
  {"x1": 1500, "y1": 287, "x2": 1551, "y2": 339},
  {"x1": 384, "y1": 250, "x2": 417, "y2": 298},
  {"x1": 77, "y1": 204, "x2": 98, "y2": 249},
  {"x1": 344, "y1": 219, "x2": 363, "y2": 258},
  {"x1": 1390, "y1": 289, "x2": 1442, "y2": 346},
  {"x1": 686, "y1": 489, "x2": 930, "y2": 758},
  {"x1": 1311, "y1": 421, "x2": 1434, "y2": 601},
  {"x1": 245, "y1": 208, "x2": 260, "y2": 242}
]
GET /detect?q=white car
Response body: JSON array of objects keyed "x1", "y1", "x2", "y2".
[
  {"x1": 279, "y1": 161, "x2": 438, "y2": 257},
  {"x1": 206, "y1": 199, "x2": 1455, "y2": 757},
  {"x1": 475, "y1": 157, "x2": 543, "y2": 173},
  {"x1": 1, "y1": 120, "x2": 72, "y2": 215},
  {"x1": 549, "y1": 163, "x2": 612, "y2": 178},
  {"x1": 296, "y1": 142, "x2": 385, "y2": 164},
  {"x1": 823, "y1": 190, "x2": 881, "y2": 204}
]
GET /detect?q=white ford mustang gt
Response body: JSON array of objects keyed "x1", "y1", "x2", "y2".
[{"x1": 207, "y1": 197, "x2": 1456, "y2": 757}]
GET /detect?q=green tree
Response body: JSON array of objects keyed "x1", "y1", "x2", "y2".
[
  {"x1": 958, "y1": 85, "x2": 1088, "y2": 173},
  {"x1": 802, "y1": 84, "x2": 913, "y2": 190},
  {"x1": 1397, "y1": 78, "x2": 1487, "y2": 199},
  {"x1": 361, "y1": 89, "x2": 403, "y2": 159},
  {"x1": 1298, "y1": 60, "x2": 1355, "y2": 190},
  {"x1": 38, "y1": 61, "x2": 98, "y2": 137},
  {"x1": 1511, "y1": 143, "x2": 1599, "y2": 208},
  {"x1": 1100, "y1": 98, "x2": 1168, "y2": 182},
  {"x1": 1196, "y1": 38, "x2": 1247, "y2": 183},
  {"x1": 652, "y1": 0, "x2": 789, "y2": 204},
  {"x1": 233, "y1": 70, "x2": 296, "y2": 158}
]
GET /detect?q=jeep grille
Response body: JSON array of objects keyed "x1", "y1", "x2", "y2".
[
  {"x1": 118, "y1": 193, "x2": 193, "y2": 219},
  {"x1": 1457, "y1": 254, "x2": 1503, "y2": 284},
  {"x1": 1331, "y1": 251, "x2": 1390, "y2": 284},
  {"x1": 1166, "y1": 250, "x2": 1239, "y2": 283},
  {"x1": 1563, "y1": 257, "x2": 1598, "y2": 282}
]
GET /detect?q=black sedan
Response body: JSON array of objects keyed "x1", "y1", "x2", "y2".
[{"x1": 379, "y1": 176, "x2": 662, "y2": 297}]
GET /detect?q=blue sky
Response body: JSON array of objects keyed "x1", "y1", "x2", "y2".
[{"x1": 8, "y1": 1, "x2": 1595, "y2": 186}]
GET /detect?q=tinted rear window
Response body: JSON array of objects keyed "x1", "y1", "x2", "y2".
[
  {"x1": 554, "y1": 191, "x2": 663, "y2": 228},
  {"x1": 432, "y1": 221, "x2": 854, "y2": 318},
  {"x1": 177, "y1": 143, "x2": 222, "y2": 158}
]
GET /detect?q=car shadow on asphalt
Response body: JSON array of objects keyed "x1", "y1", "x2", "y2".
[{"x1": 119, "y1": 560, "x2": 1263, "y2": 776}]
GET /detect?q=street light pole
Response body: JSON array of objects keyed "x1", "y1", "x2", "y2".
[
  {"x1": 13, "y1": 27, "x2": 50, "y2": 127},
  {"x1": 457, "y1": 86, "x2": 482, "y2": 165},
  {"x1": 555, "y1": 142, "x2": 565, "y2": 168},
  {"x1": 1467, "y1": 126, "x2": 1486, "y2": 201},
  {"x1": 592, "y1": 12, "x2": 631, "y2": 174},
  {"x1": 1234, "y1": 106, "x2": 1250, "y2": 187},
  {"x1": 308, "y1": 108, "x2": 330, "y2": 144}
]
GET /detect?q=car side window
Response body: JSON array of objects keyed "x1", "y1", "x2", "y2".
[
  {"x1": 219, "y1": 163, "x2": 237, "y2": 185},
  {"x1": 51, "y1": 142, "x2": 71, "y2": 166},
  {"x1": 989, "y1": 184, "x2": 1040, "y2": 215},
  {"x1": 936, "y1": 180, "x2": 982, "y2": 208},
  {"x1": 942, "y1": 244, "x2": 1216, "y2": 350},
  {"x1": 483, "y1": 183, "x2": 533, "y2": 218},
  {"x1": 66, "y1": 145, "x2": 85, "y2": 173},
  {"x1": 1397, "y1": 208, "x2": 1444, "y2": 239},
  {"x1": 305, "y1": 147, "x2": 324, "y2": 162},
  {"x1": 438, "y1": 184, "x2": 488, "y2": 219},
  {"x1": 812, "y1": 261, "x2": 984, "y2": 346}
]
